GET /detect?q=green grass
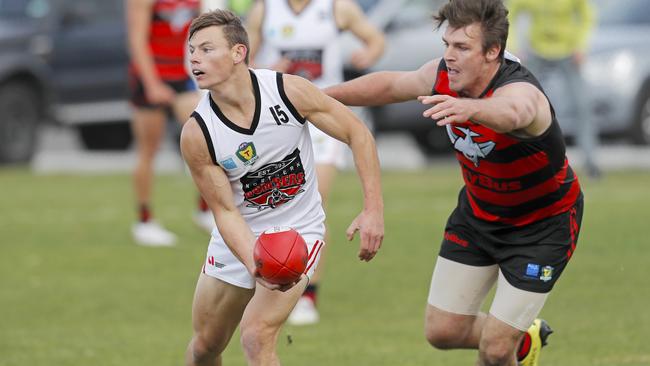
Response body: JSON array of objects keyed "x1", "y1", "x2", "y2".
[{"x1": 1, "y1": 167, "x2": 649, "y2": 365}]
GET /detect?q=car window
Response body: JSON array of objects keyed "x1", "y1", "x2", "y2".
[
  {"x1": 0, "y1": 0, "x2": 49, "y2": 19},
  {"x1": 596, "y1": 0, "x2": 650, "y2": 25}
]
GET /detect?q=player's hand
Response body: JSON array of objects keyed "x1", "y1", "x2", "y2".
[
  {"x1": 144, "y1": 80, "x2": 176, "y2": 105},
  {"x1": 418, "y1": 95, "x2": 476, "y2": 126},
  {"x1": 270, "y1": 57, "x2": 292, "y2": 73},
  {"x1": 254, "y1": 269, "x2": 305, "y2": 292},
  {"x1": 346, "y1": 209, "x2": 384, "y2": 262},
  {"x1": 349, "y1": 49, "x2": 375, "y2": 70}
]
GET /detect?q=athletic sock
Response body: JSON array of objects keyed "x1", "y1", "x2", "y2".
[
  {"x1": 198, "y1": 195, "x2": 209, "y2": 212},
  {"x1": 517, "y1": 332, "x2": 532, "y2": 361},
  {"x1": 138, "y1": 204, "x2": 151, "y2": 223}
]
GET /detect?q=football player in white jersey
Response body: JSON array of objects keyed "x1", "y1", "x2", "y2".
[
  {"x1": 181, "y1": 10, "x2": 384, "y2": 366},
  {"x1": 246, "y1": 0, "x2": 385, "y2": 325}
]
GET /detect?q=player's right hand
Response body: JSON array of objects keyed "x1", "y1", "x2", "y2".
[
  {"x1": 254, "y1": 270, "x2": 304, "y2": 292},
  {"x1": 346, "y1": 209, "x2": 384, "y2": 262},
  {"x1": 145, "y1": 81, "x2": 176, "y2": 105}
]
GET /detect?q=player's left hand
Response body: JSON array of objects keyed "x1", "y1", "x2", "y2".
[
  {"x1": 346, "y1": 209, "x2": 384, "y2": 262},
  {"x1": 418, "y1": 95, "x2": 476, "y2": 126}
]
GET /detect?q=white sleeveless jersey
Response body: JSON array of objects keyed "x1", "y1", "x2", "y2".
[
  {"x1": 192, "y1": 68, "x2": 325, "y2": 239},
  {"x1": 256, "y1": 0, "x2": 342, "y2": 88}
]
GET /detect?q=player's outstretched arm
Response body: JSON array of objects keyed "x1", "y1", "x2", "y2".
[
  {"x1": 323, "y1": 58, "x2": 440, "y2": 107},
  {"x1": 283, "y1": 74, "x2": 384, "y2": 261},
  {"x1": 418, "y1": 81, "x2": 552, "y2": 136},
  {"x1": 180, "y1": 118, "x2": 284, "y2": 290}
]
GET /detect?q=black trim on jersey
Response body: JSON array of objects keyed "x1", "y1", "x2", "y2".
[
  {"x1": 191, "y1": 111, "x2": 217, "y2": 165},
  {"x1": 276, "y1": 72, "x2": 307, "y2": 124},
  {"x1": 209, "y1": 70, "x2": 261, "y2": 135}
]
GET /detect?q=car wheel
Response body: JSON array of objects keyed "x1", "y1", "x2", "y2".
[
  {"x1": 78, "y1": 122, "x2": 133, "y2": 150},
  {"x1": 411, "y1": 127, "x2": 450, "y2": 156},
  {"x1": 0, "y1": 82, "x2": 40, "y2": 164},
  {"x1": 631, "y1": 87, "x2": 650, "y2": 145}
]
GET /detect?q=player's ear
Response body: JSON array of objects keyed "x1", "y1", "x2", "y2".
[
  {"x1": 485, "y1": 44, "x2": 501, "y2": 63},
  {"x1": 232, "y1": 44, "x2": 248, "y2": 65}
]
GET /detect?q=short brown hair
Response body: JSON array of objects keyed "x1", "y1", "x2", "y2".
[
  {"x1": 433, "y1": 0, "x2": 509, "y2": 58},
  {"x1": 189, "y1": 9, "x2": 250, "y2": 64}
]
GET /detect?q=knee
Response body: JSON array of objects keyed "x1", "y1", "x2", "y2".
[
  {"x1": 425, "y1": 325, "x2": 466, "y2": 350},
  {"x1": 478, "y1": 337, "x2": 516, "y2": 366},
  {"x1": 188, "y1": 335, "x2": 221, "y2": 364},
  {"x1": 240, "y1": 323, "x2": 277, "y2": 360},
  {"x1": 424, "y1": 314, "x2": 472, "y2": 350}
]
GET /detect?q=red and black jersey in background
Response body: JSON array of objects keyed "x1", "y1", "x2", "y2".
[
  {"x1": 130, "y1": 0, "x2": 200, "y2": 81},
  {"x1": 432, "y1": 59, "x2": 581, "y2": 227}
]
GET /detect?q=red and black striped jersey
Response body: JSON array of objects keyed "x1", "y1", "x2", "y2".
[
  {"x1": 432, "y1": 58, "x2": 581, "y2": 227},
  {"x1": 132, "y1": 0, "x2": 200, "y2": 81}
]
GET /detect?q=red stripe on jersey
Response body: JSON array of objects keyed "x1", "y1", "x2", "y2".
[
  {"x1": 458, "y1": 150, "x2": 550, "y2": 179},
  {"x1": 466, "y1": 175, "x2": 559, "y2": 207},
  {"x1": 467, "y1": 178, "x2": 581, "y2": 226}
]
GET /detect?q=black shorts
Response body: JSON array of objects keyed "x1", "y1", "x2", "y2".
[
  {"x1": 439, "y1": 194, "x2": 584, "y2": 293},
  {"x1": 128, "y1": 74, "x2": 196, "y2": 109}
]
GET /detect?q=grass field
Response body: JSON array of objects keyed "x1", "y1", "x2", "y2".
[{"x1": 1, "y1": 166, "x2": 649, "y2": 366}]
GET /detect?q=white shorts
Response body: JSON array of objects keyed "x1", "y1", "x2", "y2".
[
  {"x1": 309, "y1": 124, "x2": 346, "y2": 168},
  {"x1": 427, "y1": 257, "x2": 549, "y2": 331},
  {"x1": 202, "y1": 234, "x2": 326, "y2": 289}
]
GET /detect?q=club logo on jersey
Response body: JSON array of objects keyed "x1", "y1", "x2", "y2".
[
  {"x1": 446, "y1": 125, "x2": 495, "y2": 167},
  {"x1": 540, "y1": 265, "x2": 554, "y2": 282},
  {"x1": 219, "y1": 156, "x2": 237, "y2": 170},
  {"x1": 282, "y1": 24, "x2": 294, "y2": 38},
  {"x1": 236, "y1": 142, "x2": 258, "y2": 166},
  {"x1": 240, "y1": 148, "x2": 305, "y2": 210}
]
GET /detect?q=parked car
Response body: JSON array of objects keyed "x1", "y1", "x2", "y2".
[{"x1": 0, "y1": 0, "x2": 130, "y2": 164}]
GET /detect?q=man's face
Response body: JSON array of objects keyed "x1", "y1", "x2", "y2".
[
  {"x1": 189, "y1": 26, "x2": 240, "y2": 89},
  {"x1": 442, "y1": 22, "x2": 496, "y2": 97}
]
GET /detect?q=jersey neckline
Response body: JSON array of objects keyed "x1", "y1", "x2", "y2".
[{"x1": 209, "y1": 69, "x2": 261, "y2": 135}]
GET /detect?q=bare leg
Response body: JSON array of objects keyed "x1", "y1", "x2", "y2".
[
  {"x1": 131, "y1": 107, "x2": 167, "y2": 214},
  {"x1": 239, "y1": 277, "x2": 309, "y2": 365},
  {"x1": 185, "y1": 274, "x2": 254, "y2": 366},
  {"x1": 425, "y1": 305, "x2": 486, "y2": 350},
  {"x1": 476, "y1": 315, "x2": 524, "y2": 366}
]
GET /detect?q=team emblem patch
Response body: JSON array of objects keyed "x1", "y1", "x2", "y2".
[
  {"x1": 240, "y1": 148, "x2": 305, "y2": 210},
  {"x1": 540, "y1": 265, "x2": 554, "y2": 282},
  {"x1": 236, "y1": 142, "x2": 258, "y2": 166}
]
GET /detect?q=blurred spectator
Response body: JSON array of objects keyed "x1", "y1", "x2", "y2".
[
  {"x1": 246, "y1": 0, "x2": 385, "y2": 325},
  {"x1": 508, "y1": 0, "x2": 601, "y2": 178},
  {"x1": 126, "y1": 0, "x2": 208, "y2": 247}
]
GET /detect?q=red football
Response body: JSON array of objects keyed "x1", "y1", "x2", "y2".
[{"x1": 254, "y1": 227, "x2": 308, "y2": 285}]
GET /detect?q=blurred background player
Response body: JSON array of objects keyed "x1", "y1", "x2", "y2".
[
  {"x1": 507, "y1": 0, "x2": 601, "y2": 179},
  {"x1": 126, "y1": 0, "x2": 214, "y2": 246},
  {"x1": 246, "y1": 0, "x2": 385, "y2": 325},
  {"x1": 182, "y1": 10, "x2": 384, "y2": 365}
]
